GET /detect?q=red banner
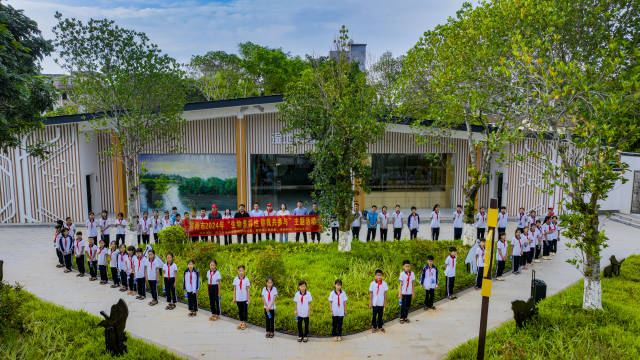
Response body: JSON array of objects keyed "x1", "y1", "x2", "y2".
[{"x1": 182, "y1": 215, "x2": 321, "y2": 236}]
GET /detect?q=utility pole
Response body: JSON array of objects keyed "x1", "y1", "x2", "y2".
[{"x1": 477, "y1": 198, "x2": 498, "y2": 360}]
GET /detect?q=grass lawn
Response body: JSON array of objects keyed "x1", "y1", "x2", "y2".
[
  {"x1": 0, "y1": 283, "x2": 184, "y2": 360},
  {"x1": 149, "y1": 238, "x2": 511, "y2": 336},
  {"x1": 447, "y1": 254, "x2": 640, "y2": 359}
]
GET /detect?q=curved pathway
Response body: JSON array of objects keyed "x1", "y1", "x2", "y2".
[{"x1": 1, "y1": 217, "x2": 638, "y2": 360}]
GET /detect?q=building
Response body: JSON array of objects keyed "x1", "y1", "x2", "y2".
[
  {"x1": 1, "y1": 95, "x2": 570, "y2": 223},
  {"x1": 329, "y1": 41, "x2": 367, "y2": 72}
]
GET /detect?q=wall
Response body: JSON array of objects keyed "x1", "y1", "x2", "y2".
[
  {"x1": 599, "y1": 153, "x2": 640, "y2": 214},
  {"x1": 79, "y1": 130, "x2": 101, "y2": 221}
]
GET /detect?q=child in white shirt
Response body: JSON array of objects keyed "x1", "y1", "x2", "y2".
[
  {"x1": 369, "y1": 269, "x2": 388, "y2": 332},
  {"x1": 398, "y1": 260, "x2": 416, "y2": 323},
  {"x1": 475, "y1": 239, "x2": 486, "y2": 289},
  {"x1": 97, "y1": 239, "x2": 109, "y2": 284},
  {"x1": 430, "y1": 204, "x2": 441, "y2": 241},
  {"x1": 262, "y1": 277, "x2": 278, "y2": 338},
  {"x1": 85, "y1": 237, "x2": 98, "y2": 281},
  {"x1": 475, "y1": 207, "x2": 487, "y2": 240},
  {"x1": 108, "y1": 241, "x2": 120, "y2": 288},
  {"x1": 516, "y1": 207, "x2": 527, "y2": 231},
  {"x1": 86, "y1": 212, "x2": 98, "y2": 242},
  {"x1": 163, "y1": 253, "x2": 178, "y2": 310},
  {"x1": 74, "y1": 232, "x2": 86, "y2": 277},
  {"x1": 114, "y1": 212, "x2": 127, "y2": 247},
  {"x1": 98, "y1": 210, "x2": 111, "y2": 244},
  {"x1": 551, "y1": 216, "x2": 559, "y2": 255},
  {"x1": 444, "y1": 247, "x2": 457, "y2": 299},
  {"x1": 138, "y1": 212, "x2": 151, "y2": 245},
  {"x1": 420, "y1": 255, "x2": 439, "y2": 309},
  {"x1": 294, "y1": 281, "x2": 312, "y2": 342},
  {"x1": 521, "y1": 227, "x2": 531, "y2": 270},
  {"x1": 132, "y1": 248, "x2": 146, "y2": 300},
  {"x1": 183, "y1": 260, "x2": 200, "y2": 316},
  {"x1": 233, "y1": 265, "x2": 251, "y2": 330},
  {"x1": 207, "y1": 260, "x2": 222, "y2": 321},
  {"x1": 495, "y1": 233, "x2": 508, "y2": 280},
  {"x1": 408, "y1": 207, "x2": 420, "y2": 240},
  {"x1": 511, "y1": 229, "x2": 524, "y2": 274},
  {"x1": 58, "y1": 227, "x2": 74, "y2": 272},
  {"x1": 453, "y1": 205, "x2": 464, "y2": 240},
  {"x1": 151, "y1": 209, "x2": 163, "y2": 243},
  {"x1": 145, "y1": 249, "x2": 164, "y2": 306},
  {"x1": 328, "y1": 279, "x2": 347, "y2": 341},
  {"x1": 497, "y1": 206, "x2": 508, "y2": 236}
]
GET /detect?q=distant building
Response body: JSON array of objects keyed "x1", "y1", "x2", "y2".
[
  {"x1": 44, "y1": 74, "x2": 74, "y2": 109},
  {"x1": 329, "y1": 41, "x2": 367, "y2": 71}
]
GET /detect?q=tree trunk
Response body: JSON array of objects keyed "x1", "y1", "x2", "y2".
[
  {"x1": 338, "y1": 231, "x2": 351, "y2": 252},
  {"x1": 125, "y1": 157, "x2": 139, "y2": 232},
  {"x1": 583, "y1": 251, "x2": 603, "y2": 310},
  {"x1": 462, "y1": 186, "x2": 479, "y2": 246}
]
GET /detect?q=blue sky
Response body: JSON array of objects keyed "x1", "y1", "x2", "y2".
[{"x1": 11, "y1": 0, "x2": 472, "y2": 74}]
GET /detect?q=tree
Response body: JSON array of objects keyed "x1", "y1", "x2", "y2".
[
  {"x1": 189, "y1": 51, "x2": 257, "y2": 100},
  {"x1": 278, "y1": 26, "x2": 385, "y2": 251},
  {"x1": 53, "y1": 14, "x2": 187, "y2": 223},
  {"x1": 369, "y1": 51, "x2": 405, "y2": 117},
  {"x1": 0, "y1": 4, "x2": 55, "y2": 158},
  {"x1": 497, "y1": 0, "x2": 640, "y2": 309},
  {"x1": 238, "y1": 42, "x2": 309, "y2": 95},
  {"x1": 398, "y1": 2, "x2": 524, "y2": 245}
]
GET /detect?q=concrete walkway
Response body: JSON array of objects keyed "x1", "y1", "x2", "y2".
[{"x1": 1, "y1": 217, "x2": 638, "y2": 360}]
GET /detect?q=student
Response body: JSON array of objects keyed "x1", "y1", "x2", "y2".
[
  {"x1": 330, "y1": 215, "x2": 339, "y2": 243},
  {"x1": 183, "y1": 212, "x2": 198, "y2": 242},
  {"x1": 234, "y1": 204, "x2": 250, "y2": 244},
  {"x1": 475, "y1": 207, "x2": 487, "y2": 240},
  {"x1": 276, "y1": 204, "x2": 290, "y2": 243},
  {"x1": 125, "y1": 245, "x2": 137, "y2": 295},
  {"x1": 430, "y1": 204, "x2": 441, "y2": 241},
  {"x1": 133, "y1": 215, "x2": 141, "y2": 245},
  {"x1": 453, "y1": 205, "x2": 464, "y2": 240},
  {"x1": 526, "y1": 225, "x2": 536, "y2": 266},
  {"x1": 99, "y1": 210, "x2": 111, "y2": 244},
  {"x1": 233, "y1": 265, "x2": 251, "y2": 330},
  {"x1": 526, "y1": 210, "x2": 537, "y2": 229},
  {"x1": 58, "y1": 227, "x2": 74, "y2": 273},
  {"x1": 151, "y1": 209, "x2": 163, "y2": 243},
  {"x1": 366, "y1": 205, "x2": 379, "y2": 242},
  {"x1": 495, "y1": 233, "x2": 508, "y2": 281},
  {"x1": 292, "y1": 201, "x2": 309, "y2": 243},
  {"x1": 133, "y1": 248, "x2": 146, "y2": 300},
  {"x1": 516, "y1": 207, "x2": 527, "y2": 233},
  {"x1": 408, "y1": 207, "x2": 420, "y2": 240},
  {"x1": 86, "y1": 212, "x2": 98, "y2": 245},
  {"x1": 351, "y1": 203, "x2": 362, "y2": 241},
  {"x1": 139, "y1": 212, "x2": 151, "y2": 245},
  {"x1": 64, "y1": 217, "x2": 76, "y2": 240},
  {"x1": 551, "y1": 216, "x2": 559, "y2": 256},
  {"x1": 521, "y1": 226, "x2": 531, "y2": 270},
  {"x1": 169, "y1": 206, "x2": 178, "y2": 223},
  {"x1": 262, "y1": 277, "x2": 278, "y2": 338},
  {"x1": 294, "y1": 280, "x2": 312, "y2": 343},
  {"x1": 222, "y1": 208, "x2": 234, "y2": 245},
  {"x1": 379, "y1": 206, "x2": 389, "y2": 242},
  {"x1": 475, "y1": 239, "x2": 486, "y2": 289},
  {"x1": 54, "y1": 223, "x2": 64, "y2": 268},
  {"x1": 249, "y1": 203, "x2": 264, "y2": 243},
  {"x1": 194, "y1": 208, "x2": 208, "y2": 242},
  {"x1": 444, "y1": 247, "x2": 457, "y2": 299},
  {"x1": 207, "y1": 260, "x2": 222, "y2": 321},
  {"x1": 392, "y1": 205, "x2": 403, "y2": 241},
  {"x1": 398, "y1": 260, "x2": 416, "y2": 323},
  {"x1": 97, "y1": 239, "x2": 108, "y2": 284},
  {"x1": 183, "y1": 260, "x2": 200, "y2": 317},
  {"x1": 511, "y1": 229, "x2": 524, "y2": 274},
  {"x1": 308, "y1": 203, "x2": 321, "y2": 243},
  {"x1": 74, "y1": 231, "x2": 87, "y2": 277},
  {"x1": 541, "y1": 217, "x2": 552, "y2": 260},
  {"x1": 497, "y1": 206, "x2": 508, "y2": 236},
  {"x1": 114, "y1": 212, "x2": 127, "y2": 247},
  {"x1": 86, "y1": 237, "x2": 98, "y2": 281},
  {"x1": 420, "y1": 255, "x2": 438, "y2": 310},
  {"x1": 162, "y1": 211, "x2": 172, "y2": 230},
  {"x1": 117, "y1": 244, "x2": 129, "y2": 292},
  {"x1": 163, "y1": 252, "x2": 178, "y2": 310},
  {"x1": 533, "y1": 221, "x2": 543, "y2": 263},
  {"x1": 368, "y1": 269, "x2": 388, "y2": 333},
  {"x1": 208, "y1": 205, "x2": 223, "y2": 244},
  {"x1": 108, "y1": 241, "x2": 120, "y2": 288},
  {"x1": 328, "y1": 279, "x2": 347, "y2": 341}
]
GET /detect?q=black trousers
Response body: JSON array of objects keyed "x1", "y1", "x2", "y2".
[
  {"x1": 208, "y1": 285, "x2": 220, "y2": 315},
  {"x1": 200, "y1": 235, "x2": 208, "y2": 242},
  {"x1": 332, "y1": 227, "x2": 339, "y2": 242},
  {"x1": 119, "y1": 270, "x2": 127, "y2": 287},
  {"x1": 297, "y1": 317, "x2": 309, "y2": 338},
  {"x1": 372, "y1": 306, "x2": 384, "y2": 329},
  {"x1": 446, "y1": 276, "x2": 455, "y2": 296},
  {"x1": 252, "y1": 233, "x2": 262, "y2": 243},
  {"x1": 76, "y1": 255, "x2": 85, "y2": 274},
  {"x1": 496, "y1": 260, "x2": 506, "y2": 277},
  {"x1": 543, "y1": 241, "x2": 550, "y2": 256},
  {"x1": 237, "y1": 301, "x2": 248, "y2": 321},
  {"x1": 477, "y1": 228, "x2": 486, "y2": 240},
  {"x1": 111, "y1": 267, "x2": 120, "y2": 285},
  {"x1": 552, "y1": 239, "x2": 558, "y2": 253},
  {"x1": 476, "y1": 267, "x2": 484, "y2": 288},
  {"x1": 454, "y1": 227, "x2": 462, "y2": 240},
  {"x1": 56, "y1": 248, "x2": 64, "y2": 265},
  {"x1": 142, "y1": 234, "x2": 150, "y2": 244},
  {"x1": 101, "y1": 234, "x2": 110, "y2": 244},
  {"x1": 128, "y1": 274, "x2": 136, "y2": 291},
  {"x1": 265, "y1": 309, "x2": 275, "y2": 332},
  {"x1": 237, "y1": 234, "x2": 247, "y2": 244},
  {"x1": 526, "y1": 250, "x2": 533, "y2": 263},
  {"x1": 380, "y1": 228, "x2": 388, "y2": 241},
  {"x1": 498, "y1": 227, "x2": 506, "y2": 236},
  {"x1": 89, "y1": 260, "x2": 98, "y2": 278},
  {"x1": 63, "y1": 253, "x2": 73, "y2": 270},
  {"x1": 393, "y1": 228, "x2": 402, "y2": 241},
  {"x1": 137, "y1": 234, "x2": 141, "y2": 245},
  {"x1": 310, "y1": 232, "x2": 320, "y2": 242},
  {"x1": 296, "y1": 232, "x2": 307, "y2": 243},
  {"x1": 366, "y1": 228, "x2": 377, "y2": 242},
  {"x1": 513, "y1": 255, "x2": 521, "y2": 272},
  {"x1": 145, "y1": 280, "x2": 156, "y2": 300},
  {"x1": 164, "y1": 277, "x2": 177, "y2": 303},
  {"x1": 187, "y1": 292, "x2": 198, "y2": 311},
  {"x1": 424, "y1": 288, "x2": 435, "y2": 308},
  {"x1": 535, "y1": 245, "x2": 541, "y2": 259},
  {"x1": 410, "y1": 228, "x2": 418, "y2": 239},
  {"x1": 265, "y1": 233, "x2": 275, "y2": 241},
  {"x1": 154, "y1": 232, "x2": 161, "y2": 244},
  {"x1": 332, "y1": 316, "x2": 344, "y2": 336},
  {"x1": 136, "y1": 277, "x2": 146, "y2": 297},
  {"x1": 431, "y1": 227, "x2": 440, "y2": 241},
  {"x1": 99, "y1": 265, "x2": 108, "y2": 281},
  {"x1": 400, "y1": 294, "x2": 412, "y2": 319},
  {"x1": 224, "y1": 235, "x2": 232, "y2": 245},
  {"x1": 115, "y1": 234, "x2": 125, "y2": 246},
  {"x1": 351, "y1": 226, "x2": 360, "y2": 240}
]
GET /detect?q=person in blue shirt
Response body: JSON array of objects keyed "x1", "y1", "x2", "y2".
[
  {"x1": 292, "y1": 200, "x2": 308, "y2": 243},
  {"x1": 366, "y1": 205, "x2": 379, "y2": 242}
]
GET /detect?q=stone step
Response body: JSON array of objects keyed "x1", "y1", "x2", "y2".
[{"x1": 609, "y1": 212, "x2": 640, "y2": 229}]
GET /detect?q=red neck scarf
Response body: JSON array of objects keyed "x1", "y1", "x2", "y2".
[
  {"x1": 300, "y1": 291, "x2": 306, "y2": 304},
  {"x1": 404, "y1": 271, "x2": 411, "y2": 291},
  {"x1": 266, "y1": 287, "x2": 273, "y2": 302},
  {"x1": 376, "y1": 280, "x2": 383, "y2": 294},
  {"x1": 89, "y1": 220, "x2": 94, "y2": 229},
  {"x1": 189, "y1": 271, "x2": 193, "y2": 286},
  {"x1": 238, "y1": 276, "x2": 244, "y2": 291},
  {"x1": 98, "y1": 247, "x2": 103, "y2": 257},
  {"x1": 209, "y1": 270, "x2": 216, "y2": 285},
  {"x1": 166, "y1": 262, "x2": 173, "y2": 278},
  {"x1": 136, "y1": 257, "x2": 142, "y2": 272},
  {"x1": 89, "y1": 246, "x2": 94, "y2": 259},
  {"x1": 450, "y1": 255, "x2": 456, "y2": 269},
  {"x1": 53, "y1": 232, "x2": 59, "y2": 243},
  {"x1": 335, "y1": 290, "x2": 341, "y2": 306},
  {"x1": 435, "y1": 211, "x2": 439, "y2": 220}
]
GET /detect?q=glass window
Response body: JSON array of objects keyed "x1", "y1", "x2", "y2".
[
  {"x1": 250, "y1": 154, "x2": 314, "y2": 208},
  {"x1": 369, "y1": 154, "x2": 448, "y2": 192}
]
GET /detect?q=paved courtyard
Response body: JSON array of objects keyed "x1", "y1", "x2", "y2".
[{"x1": 1, "y1": 217, "x2": 638, "y2": 360}]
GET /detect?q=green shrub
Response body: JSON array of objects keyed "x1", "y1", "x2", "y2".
[
  {"x1": 447, "y1": 254, "x2": 640, "y2": 360},
  {"x1": 254, "y1": 246, "x2": 289, "y2": 296},
  {"x1": 0, "y1": 283, "x2": 27, "y2": 334},
  {"x1": 157, "y1": 225, "x2": 188, "y2": 251}
]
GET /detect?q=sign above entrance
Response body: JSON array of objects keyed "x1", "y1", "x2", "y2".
[{"x1": 271, "y1": 132, "x2": 294, "y2": 145}]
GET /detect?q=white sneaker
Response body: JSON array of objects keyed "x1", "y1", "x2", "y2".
[
  {"x1": 497, "y1": 277, "x2": 505, "y2": 281},
  {"x1": 534, "y1": 259, "x2": 541, "y2": 263}
]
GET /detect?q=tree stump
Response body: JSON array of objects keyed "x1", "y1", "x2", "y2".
[{"x1": 98, "y1": 299, "x2": 129, "y2": 356}]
